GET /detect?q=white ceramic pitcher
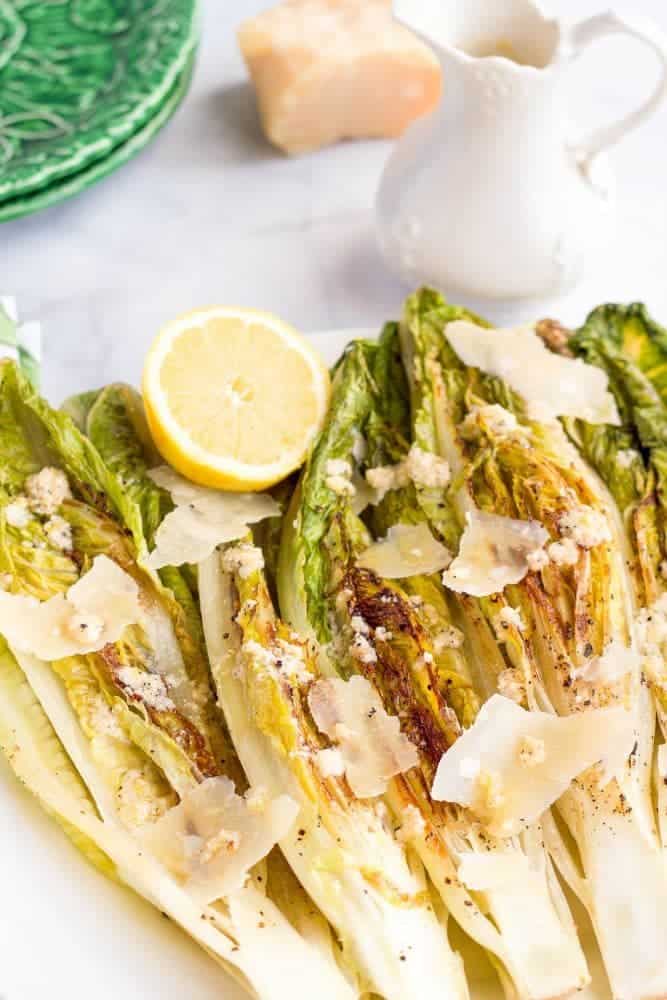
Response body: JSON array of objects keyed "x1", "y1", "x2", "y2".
[{"x1": 376, "y1": 0, "x2": 667, "y2": 299}]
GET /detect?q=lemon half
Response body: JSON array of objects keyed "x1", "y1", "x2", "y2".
[{"x1": 143, "y1": 306, "x2": 331, "y2": 490}]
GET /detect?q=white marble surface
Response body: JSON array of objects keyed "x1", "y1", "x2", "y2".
[
  {"x1": 1, "y1": 0, "x2": 667, "y2": 404},
  {"x1": 1, "y1": 3, "x2": 667, "y2": 998}
]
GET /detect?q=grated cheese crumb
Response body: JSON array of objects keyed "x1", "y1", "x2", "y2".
[
  {"x1": 374, "y1": 625, "x2": 393, "y2": 642},
  {"x1": 45, "y1": 515, "x2": 73, "y2": 552},
  {"x1": 365, "y1": 445, "x2": 449, "y2": 501},
  {"x1": 326, "y1": 459, "x2": 352, "y2": 477},
  {"x1": 276, "y1": 639, "x2": 313, "y2": 684},
  {"x1": 396, "y1": 803, "x2": 426, "y2": 843},
  {"x1": 242, "y1": 638, "x2": 312, "y2": 685},
  {"x1": 557, "y1": 505, "x2": 611, "y2": 550},
  {"x1": 325, "y1": 458, "x2": 356, "y2": 496},
  {"x1": 350, "y1": 614, "x2": 370, "y2": 635},
  {"x1": 496, "y1": 606, "x2": 526, "y2": 633},
  {"x1": 25, "y1": 467, "x2": 71, "y2": 516},
  {"x1": 326, "y1": 475, "x2": 356, "y2": 496},
  {"x1": 547, "y1": 537, "x2": 580, "y2": 567},
  {"x1": 405, "y1": 445, "x2": 450, "y2": 489},
  {"x1": 116, "y1": 666, "x2": 175, "y2": 712},
  {"x1": 222, "y1": 542, "x2": 265, "y2": 579},
  {"x1": 366, "y1": 461, "x2": 410, "y2": 501},
  {"x1": 459, "y1": 404, "x2": 525, "y2": 442},
  {"x1": 5, "y1": 496, "x2": 32, "y2": 529},
  {"x1": 497, "y1": 669, "x2": 526, "y2": 704},
  {"x1": 351, "y1": 633, "x2": 378, "y2": 665},
  {"x1": 518, "y1": 735, "x2": 546, "y2": 768}
]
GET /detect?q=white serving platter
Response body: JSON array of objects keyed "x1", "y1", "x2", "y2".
[{"x1": 0, "y1": 328, "x2": 611, "y2": 1000}]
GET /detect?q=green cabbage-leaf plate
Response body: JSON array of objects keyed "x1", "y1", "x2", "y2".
[
  {"x1": 0, "y1": 0, "x2": 199, "y2": 204},
  {"x1": 0, "y1": 49, "x2": 194, "y2": 222}
]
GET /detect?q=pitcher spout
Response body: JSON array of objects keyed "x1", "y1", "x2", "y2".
[{"x1": 393, "y1": 0, "x2": 560, "y2": 70}]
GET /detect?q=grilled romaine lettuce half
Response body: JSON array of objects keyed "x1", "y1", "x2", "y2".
[
  {"x1": 73, "y1": 381, "x2": 354, "y2": 992},
  {"x1": 198, "y1": 535, "x2": 468, "y2": 1000},
  {"x1": 563, "y1": 306, "x2": 667, "y2": 654},
  {"x1": 0, "y1": 362, "x2": 356, "y2": 1000},
  {"x1": 399, "y1": 291, "x2": 667, "y2": 1000},
  {"x1": 539, "y1": 305, "x2": 667, "y2": 849},
  {"x1": 83, "y1": 381, "x2": 463, "y2": 1000},
  {"x1": 277, "y1": 330, "x2": 589, "y2": 1000}
]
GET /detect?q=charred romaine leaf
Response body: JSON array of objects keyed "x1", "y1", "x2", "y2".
[
  {"x1": 401, "y1": 290, "x2": 667, "y2": 1000},
  {"x1": 278, "y1": 330, "x2": 589, "y2": 1000},
  {"x1": 0, "y1": 361, "x2": 356, "y2": 1000}
]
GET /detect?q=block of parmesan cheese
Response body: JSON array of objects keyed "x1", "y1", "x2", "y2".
[{"x1": 238, "y1": 0, "x2": 442, "y2": 155}]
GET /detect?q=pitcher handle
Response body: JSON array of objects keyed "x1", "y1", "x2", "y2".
[{"x1": 564, "y1": 11, "x2": 667, "y2": 169}]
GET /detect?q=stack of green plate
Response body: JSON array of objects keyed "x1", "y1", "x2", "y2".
[{"x1": 0, "y1": 0, "x2": 199, "y2": 222}]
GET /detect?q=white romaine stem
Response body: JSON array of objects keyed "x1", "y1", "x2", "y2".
[
  {"x1": 199, "y1": 552, "x2": 469, "y2": 1000},
  {"x1": 401, "y1": 797, "x2": 589, "y2": 1000},
  {"x1": 3, "y1": 649, "x2": 356, "y2": 1000},
  {"x1": 571, "y1": 797, "x2": 667, "y2": 1000}
]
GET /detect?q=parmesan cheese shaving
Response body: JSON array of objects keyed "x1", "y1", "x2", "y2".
[
  {"x1": 238, "y1": 0, "x2": 441, "y2": 155},
  {"x1": 445, "y1": 321, "x2": 620, "y2": 425},
  {"x1": 442, "y1": 511, "x2": 549, "y2": 597},
  {"x1": 142, "y1": 776, "x2": 299, "y2": 904},
  {"x1": 572, "y1": 638, "x2": 639, "y2": 686},
  {"x1": 147, "y1": 466, "x2": 279, "y2": 569},
  {"x1": 0, "y1": 556, "x2": 141, "y2": 660},
  {"x1": 357, "y1": 523, "x2": 452, "y2": 579},
  {"x1": 315, "y1": 747, "x2": 346, "y2": 778},
  {"x1": 431, "y1": 694, "x2": 636, "y2": 835},
  {"x1": 351, "y1": 467, "x2": 376, "y2": 516},
  {"x1": 308, "y1": 676, "x2": 419, "y2": 798}
]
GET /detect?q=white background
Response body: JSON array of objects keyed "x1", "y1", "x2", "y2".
[{"x1": 1, "y1": 1, "x2": 667, "y2": 997}]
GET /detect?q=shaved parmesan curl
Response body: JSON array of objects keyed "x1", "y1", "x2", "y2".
[{"x1": 308, "y1": 676, "x2": 419, "y2": 798}]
